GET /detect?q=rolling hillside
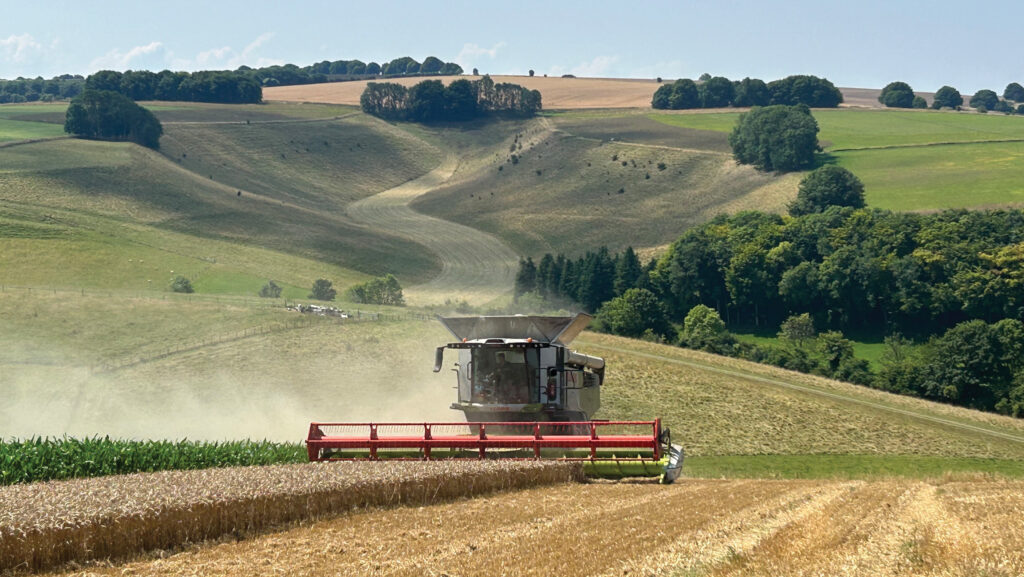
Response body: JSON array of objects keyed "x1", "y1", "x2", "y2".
[
  {"x1": 409, "y1": 113, "x2": 794, "y2": 256},
  {"x1": 0, "y1": 105, "x2": 448, "y2": 294},
  {"x1": 5, "y1": 93, "x2": 1024, "y2": 455}
]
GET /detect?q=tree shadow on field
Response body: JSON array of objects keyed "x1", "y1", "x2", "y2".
[{"x1": 811, "y1": 151, "x2": 840, "y2": 169}]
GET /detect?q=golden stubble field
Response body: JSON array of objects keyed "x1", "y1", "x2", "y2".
[
  {"x1": 45, "y1": 476, "x2": 1024, "y2": 577},
  {"x1": 264, "y1": 76, "x2": 881, "y2": 111},
  {"x1": 264, "y1": 75, "x2": 662, "y2": 109}
]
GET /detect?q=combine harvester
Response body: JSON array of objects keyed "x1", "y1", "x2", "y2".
[{"x1": 307, "y1": 314, "x2": 684, "y2": 483}]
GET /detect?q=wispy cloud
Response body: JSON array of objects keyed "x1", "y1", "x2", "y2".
[
  {"x1": 90, "y1": 41, "x2": 164, "y2": 70},
  {"x1": 0, "y1": 33, "x2": 43, "y2": 63},
  {"x1": 456, "y1": 41, "x2": 506, "y2": 68},
  {"x1": 170, "y1": 33, "x2": 281, "y2": 71},
  {"x1": 549, "y1": 55, "x2": 621, "y2": 78}
]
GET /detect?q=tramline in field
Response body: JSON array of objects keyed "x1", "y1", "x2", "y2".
[{"x1": 307, "y1": 314, "x2": 684, "y2": 482}]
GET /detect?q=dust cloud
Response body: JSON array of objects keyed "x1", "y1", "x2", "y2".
[{"x1": 1, "y1": 322, "x2": 460, "y2": 442}]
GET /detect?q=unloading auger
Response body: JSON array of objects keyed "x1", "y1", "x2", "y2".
[{"x1": 306, "y1": 314, "x2": 684, "y2": 483}]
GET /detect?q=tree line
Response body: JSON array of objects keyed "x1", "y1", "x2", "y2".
[
  {"x1": 881, "y1": 81, "x2": 1024, "y2": 114},
  {"x1": 260, "y1": 55, "x2": 463, "y2": 87},
  {"x1": 652, "y1": 74, "x2": 843, "y2": 110},
  {"x1": 0, "y1": 54, "x2": 464, "y2": 104},
  {"x1": 0, "y1": 75, "x2": 84, "y2": 103},
  {"x1": 361, "y1": 75, "x2": 541, "y2": 122},
  {"x1": 85, "y1": 69, "x2": 262, "y2": 104},
  {"x1": 514, "y1": 204, "x2": 1024, "y2": 416}
]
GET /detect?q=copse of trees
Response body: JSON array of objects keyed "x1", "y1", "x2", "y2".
[
  {"x1": 766, "y1": 75, "x2": 843, "y2": 107},
  {"x1": 86, "y1": 69, "x2": 262, "y2": 104},
  {"x1": 64, "y1": 90, "x2": 163, "y2": 149},
  {"x1": 878, "y1": 81, "x2": 916, "y2": 108},
  {"x1": 346, "y1": 275, "x2": 405, "y2": 306},
  {"x1": 652, "y1": 74, "x2": 841, "y2": 110},
  {"x1": 361, "y1": 76, "x2": 541, "y2": 122},
  {"x1": 728, "y1": 104, "x2": 820, "y2": 172}
]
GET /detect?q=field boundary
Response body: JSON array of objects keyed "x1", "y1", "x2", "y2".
[
  {"x1": 830, "y1": 137, "x2": 1024, "y2": 152},
  {"x1": 581, "y1": 341, "x2": 1024, "y2": 445}
]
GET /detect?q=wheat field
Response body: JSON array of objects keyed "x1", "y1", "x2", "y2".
[
  {"x1": 1, "y1": 461, "x2": 581, "y2": 573},
  {"x1": 43, "y1": 477, "x2": 1024, "y2": 576}
]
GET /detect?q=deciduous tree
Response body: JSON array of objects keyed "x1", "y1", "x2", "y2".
[
  {"x1": 932, "y1": 85, "x2": 963, "y2": 109},
  {"x1": 729, "y1": 104, "x2": 819, "y2": 172},
  {"x1": 789, "y1": 166, "x2": 865, "y2": 216},
  {"x1": 878, "y1": 81, "x2": 915, "y2": 108}
]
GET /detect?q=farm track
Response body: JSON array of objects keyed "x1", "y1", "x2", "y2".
[
  {"x1": 52, "y1": 478, "x2": 1024, "y2": 576},
  {"x1": 346, "y1": 154, "x2": 519, "y2": 305}
]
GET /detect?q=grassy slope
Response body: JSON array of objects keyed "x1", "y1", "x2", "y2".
[
  {"x1": 651, "y1": 108, "x2": 1024, "y2": 210},
  {"x1": 410, "y1": 114, "x2": 785, "y2": 256},
  {"x1": 576, "y1": 332, "x2": 1024, "y2": 476},
  {"x1": 159, "y1": 114, "x2": 443, "y2": 212},
  {"x1": 0, "y1": 106, "x2": 446, "y2": 289}
]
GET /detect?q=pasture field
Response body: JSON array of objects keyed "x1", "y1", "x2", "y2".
[
  {"x1": 837, "y1": 141, "x2": 1024, "y2": 210},
  {"x1": 813, "y1": 108, "x2": 1024, "y2": 150},
  {"x1": 158, "y1": 113, "x2": 444, "y2": 212},
  {"x1": 651, "y1": 108, "x2": 1024, "y2": 210},
  {"x1": 410, "y1": 116, "x2": 786, "y2": 256},
  {"x1": 0, "y1": 133, "x2": 441, "y2": 287},
  {"x1": 0, "y1": 101, "x2": 359, "y2": 125},
  {"x1": 43, "y1": 477, "x2": 1024, "y2": 577},
  {"x1": 650, "y1": 108, "x2": 1024, "y2": 150},
  {"x1": 0, "y1": 118, "x2": 65, "y2": 142}
]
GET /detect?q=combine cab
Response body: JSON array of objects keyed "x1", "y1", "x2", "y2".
[{"x1": 307, "y1": 314, "x2": 683, "y2": 483}]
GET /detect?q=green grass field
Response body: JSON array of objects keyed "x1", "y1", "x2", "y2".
[
  {"x1": 649, "y1": 108, "x2": 1024, "y2": 150},
  {"x1": 650, "y1": 108, "x2": 1024, "y2": 211},
  {"x1": 836, "y1": 142, "x2": 1024, "y2": 210},
  {"x1": 732, "y1": 331, "x2": 888, "y2": 369},
  {"x1": 0, "y1": 118, "x2": 65, "y2": 142}
]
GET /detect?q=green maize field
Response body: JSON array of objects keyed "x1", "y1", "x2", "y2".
[{"x1": 0, "y1": 437, "x2": 306, "y2": 485}]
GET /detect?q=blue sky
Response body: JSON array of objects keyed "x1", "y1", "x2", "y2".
[{"x1": 2, "y1": 0, "x2": 1022, "y2": 93}]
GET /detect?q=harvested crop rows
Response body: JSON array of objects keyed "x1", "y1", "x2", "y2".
[
  {"x1": 43, "y1": 477, "x2": 1024, "y2": 576},
  {"x1": 0, "y1": 461, "x2": 581, "y2": 573}
]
